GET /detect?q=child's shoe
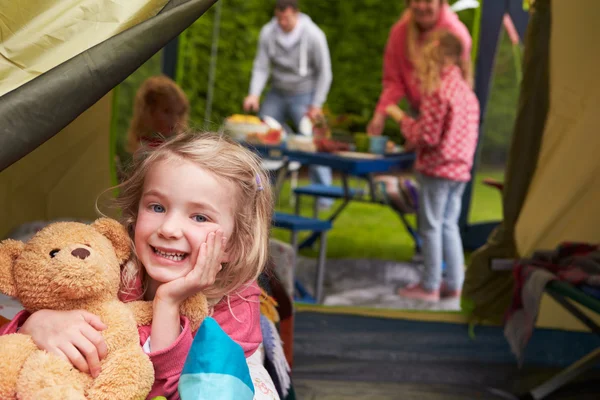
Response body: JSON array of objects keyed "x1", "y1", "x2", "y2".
[
  {"x1": 440, "y1": 282, "x2": 462, "y2": 299},
  {"x1": 397, "y1": 283, "x2": 440, "y2": 302}
]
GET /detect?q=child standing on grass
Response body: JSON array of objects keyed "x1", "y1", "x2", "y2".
[
  {"x1": 386, "y1": 30, "x2": 479, "y2": 302},
  {"x1": 2, "y1": 133, "x2": 280, "y2": 399}
]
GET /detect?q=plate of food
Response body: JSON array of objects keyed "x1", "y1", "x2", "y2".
[
  {"x1": 223, "y1": 114, "x2": 283, "y2": 144},
  {"x1": 223, "y1": 114, "x2": 270, "y2": 141}
]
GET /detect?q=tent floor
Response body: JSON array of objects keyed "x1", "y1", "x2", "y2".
[
  {"x1": 295, "y1": 256, "x2": 461, "y2": 310},
  {"x1": 294, "y1": 379, "x2": 502, "y2": 399},
  {"x1": 293, "y1": 362, "x2": 600, "y2": 399},
  {"x1": 292, "y1": 312, "x2": 600, "y2": 399}
]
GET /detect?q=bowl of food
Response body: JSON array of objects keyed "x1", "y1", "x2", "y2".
[{"x1": 223, "y1": 114, "x2": 270, "y2": 141}]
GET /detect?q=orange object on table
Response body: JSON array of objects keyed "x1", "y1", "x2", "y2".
[{"x1": 313, "y1": 138, "x2": 350, "y2": 153}]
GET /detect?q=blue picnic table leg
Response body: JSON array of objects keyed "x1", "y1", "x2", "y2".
[
  {"x1": 299, "y1": 173, "x2": 352, "y2": 249},
  {"x1": 272, "y1": 157, "x2": 290, "y2": 204},
  {"x1": 290, "y1": 228, "x2": 316, "y2": 303}
]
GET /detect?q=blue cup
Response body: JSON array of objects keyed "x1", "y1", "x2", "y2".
[{"x1": 369, "y1": 135, "x2": 388, "y2": 155}]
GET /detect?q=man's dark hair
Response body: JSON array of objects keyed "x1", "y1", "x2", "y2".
[{"x1": 275, "y1": 0, "x2": 298, "y2": 11}]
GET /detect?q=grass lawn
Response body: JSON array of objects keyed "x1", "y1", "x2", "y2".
[{"x1": 271, "y1": 169, "x2": 505, "y2": 262}]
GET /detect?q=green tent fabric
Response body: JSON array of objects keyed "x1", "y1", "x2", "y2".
[
  {"x1": 0, "y1": 0, "x2": 217, "y2": 239},
  {"x1": 462, "y1": 0, "x2": 551, "y2": 324},
  {"x1": 0, "y1": 0, "x2": 217, "y2": 172}
]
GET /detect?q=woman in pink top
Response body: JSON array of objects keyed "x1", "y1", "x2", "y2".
[
  {"x1": 386, "y1": 30, "x2": 479, "y2": 302},
  {"x1": 1, "y1": 133, "x2": 277, "y2": 400},
  {"x1": 367, "y1": 0, "x2": 472, "y2": 135}
]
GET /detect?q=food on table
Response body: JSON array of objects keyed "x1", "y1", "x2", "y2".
[
  {"x1": 246, "y1": 129, "x2": 282, "y2": 145},
  {"x1": 314, "y1": 138, "x2": 350, "y2": 153},
  {"x1": 223, "y1": 114, "x2": 282, "y2": 144},
  {"x1": 386, "y1": 140, "x2": 397, "y2": 153},
  {"x1": 227, "y1": 114, "x2": 263, "y2": 124}
]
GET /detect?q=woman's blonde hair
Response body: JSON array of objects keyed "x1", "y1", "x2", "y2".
[
  {"x1": 126, "y1": 75, "x2": 190, "y2": 154},
  {"x1": 412, "y1": 29, "x2": 473, "y2": 95},
  {"x1": 114, "y1": 132, "x2": 273, "y2": 301}
]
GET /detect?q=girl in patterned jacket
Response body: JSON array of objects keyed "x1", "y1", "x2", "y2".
[{"x1": 386, "y1": 30, "x2": 480, "y2": 302}]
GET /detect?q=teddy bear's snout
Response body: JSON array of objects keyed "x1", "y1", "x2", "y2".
[{"x1": 71, "y1": 248, "x2": 91, "y2": 260}]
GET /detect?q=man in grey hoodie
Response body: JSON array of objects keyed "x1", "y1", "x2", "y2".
[{"x1": 243, "y1": 0, "x2": 333, "y2": 209}]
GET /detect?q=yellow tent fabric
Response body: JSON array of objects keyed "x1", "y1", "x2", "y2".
[
  {"x1": 0, "y1": 0, "x2": 169, "y2": 97},
  {"x1": 512, "y1": 0, "x2": 600, "y2": 331},
  {"x1": 463, "y1": 0, "x2": 600, "y2": 334},
  {"x1": 515, "y1": 0, "x2": 600, "y2": 256},
  {"x1": 0, "y1": 93, "x2": 115, "y2": 239},
  {"x1": 0, "y1": 0, "x2": 182, "y2": 238}
]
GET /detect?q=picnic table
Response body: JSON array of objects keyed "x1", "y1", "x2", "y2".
[{"x1": 244, "y1": 142, "x2": 416, "y2": 248}]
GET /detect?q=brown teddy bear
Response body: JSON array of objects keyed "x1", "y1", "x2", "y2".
[{"x1": 0, "y1": 218, "x2": 208, "y2": 400}]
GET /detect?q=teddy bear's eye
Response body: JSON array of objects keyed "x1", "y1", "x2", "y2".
[{"x1": 49, "y1": 249, "x2": 60, "y2": 258}]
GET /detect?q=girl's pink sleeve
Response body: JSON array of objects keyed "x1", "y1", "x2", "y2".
[
  {"x1": 0, "y1": 310, "x2": 30, "y2": 335},
  {"x1": 375, "y1": 22, "x2": 408, "y2": 115},
  {"x1": 140, "y1": 316, "x2": 193, "y2": 400},
  {"x1": 212, "y1": 282, "x2": 263, "y2": 357},
  {"x1": 401, "y1": 91, "x2": 447, "y2": 148}
]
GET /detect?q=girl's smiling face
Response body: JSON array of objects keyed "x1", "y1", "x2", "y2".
[{"x1": 134, "y1": 157, "x2": 235, "y2": 285}]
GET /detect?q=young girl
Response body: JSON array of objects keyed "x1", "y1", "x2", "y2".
[
  {"x1": 386, "y1": 30, "x2": 479, "y2": 302},
  {"x1": 126, "y1": 75, "x2": 190, "y2": 154},
  {"x1": 1, "y1": 133, "x2": 279, "y2": 399}
]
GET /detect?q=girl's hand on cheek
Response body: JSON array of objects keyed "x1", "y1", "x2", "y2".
[{"x1": 155, "y1": 229, "x2": 226, "y2": 306}]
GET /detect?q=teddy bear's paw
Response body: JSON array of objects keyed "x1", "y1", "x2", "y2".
[
  {"x1": 16, "y1": 351, "x2": 89, "y2": 400},
  {"x1": 180, "y1": 293, "x2": 209, "y2": 332},
  {"x1": 86, "y1": 346, "x2": 154, "y2": 400},
  {"x1": 126, "y1": 300, "x2": 154, "y2": 327}
]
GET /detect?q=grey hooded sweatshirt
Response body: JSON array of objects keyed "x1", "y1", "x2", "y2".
[{"x1": 249, "y1": 13, "x2": 332, "y2": 108}]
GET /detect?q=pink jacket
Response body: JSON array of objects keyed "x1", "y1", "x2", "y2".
[
  {"x1": 401, "y1": 65, "x2": 480, "y2": 182},
  {"x1": 375, "y1": 4, "x2": 472, "y2": 115},
  {"x1": 0, "y1": 282, "x2": 262, "y2": 400}
]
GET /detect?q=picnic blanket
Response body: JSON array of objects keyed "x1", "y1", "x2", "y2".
[{"x1": 505, "y1": 242, "x2": 600, "y2": 364}]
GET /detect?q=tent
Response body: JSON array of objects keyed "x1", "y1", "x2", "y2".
[
  {"x1": 463, "y1": 0, "x2": 600, "y2": 331},
  {"x1": 0, "y1": 0, "x2": 217, "y2": 239},
  {"x1": 1, "y1": 0, "x2": 600, "y2": 397}
]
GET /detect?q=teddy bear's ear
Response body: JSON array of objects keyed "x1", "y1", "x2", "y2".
[
  {"x1": 0, "y1": 239, "x2": 25, "y2": 297},
  {"x1": 92, "y1": 218, "x2": 131, "y2": 263}
]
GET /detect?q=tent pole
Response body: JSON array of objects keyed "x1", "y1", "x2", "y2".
[
  {"x1": 162, "y1": 37, "x2": 179, "y2": 80},
  {"x1": 204, "y1": 0, "x2": 223, "y2": 128},
  {"x1": 460, "y1": 0, "x2": 529, "y2": 251},
  {"x1": 459, "y1": 0, "x2": 510, "y2": 250}
]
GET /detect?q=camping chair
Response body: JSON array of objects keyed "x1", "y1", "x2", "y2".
[
  {"x1": 374, "y1": 174, "x2": 422, "y2": 259},
  {"x1": 485, "y1": 179, "x2": 600, "y2": 399},
  {"x1": 517, "y1": 281, "x2": 600, "y2": 400}
]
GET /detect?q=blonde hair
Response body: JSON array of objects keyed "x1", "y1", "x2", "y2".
[
  {"x1": 413, "y1": 29, "x2": 473, "y2": 95},
  {"x1": 126, "y1": 75, "x2": 190, "y2": 154},
  {"x1": 114, "y1": 132, "x2": 273, "y2": 301}
]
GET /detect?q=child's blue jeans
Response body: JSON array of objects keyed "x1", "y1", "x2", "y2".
[{"x1": 416, "y1": 173, "x2": 466, "y2": 292}]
